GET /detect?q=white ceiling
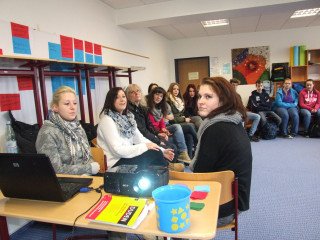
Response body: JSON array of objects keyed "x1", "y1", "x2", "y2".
[{"x1": 100, "y1": 0, "x2": 320, "y2": 40}]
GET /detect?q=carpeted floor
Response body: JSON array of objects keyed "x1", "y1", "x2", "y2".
[
  {"x1": 10, "y1": 136, "x2": 320, "y2": 240},
  {"x1": 215, "y1": 135, "x2": 320, "y2": 240}
]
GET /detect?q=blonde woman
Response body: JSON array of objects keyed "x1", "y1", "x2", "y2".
[{"x1": 36, "y1": 86, "x2": 99, "y2": 175}]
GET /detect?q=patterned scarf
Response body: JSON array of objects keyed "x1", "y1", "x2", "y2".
[
  {"x1": 169, "y1": 93, "x2": 185, "y2": 112},
  {"x1": 189, "y1": 112, "x2": 243, "y2": 171},
  {"x1": 151, "y1": 107, "x2": 163, "y2": 122},
  {"x1": 49, "y1": 111, "x2": 90, "y2": 164},
  {"x1": 106, "y1": 110, "x2": 137, "y2": 138}
]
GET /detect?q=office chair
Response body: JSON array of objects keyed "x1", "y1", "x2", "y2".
[
  {"x1": 169, "y1": 170, "x2": 239, "y2": 240},
  {"x1": 90, "y1": 147, "x2": 107, "y2": 173}
]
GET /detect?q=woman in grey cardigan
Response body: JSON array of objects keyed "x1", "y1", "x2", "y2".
[{"x1": 36, "y1": 86, "x2": 99, "y2": 175}]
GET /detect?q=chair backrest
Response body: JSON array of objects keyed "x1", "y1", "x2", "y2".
[
  {"x1": 91, "y1": 138, "x2": 99, "y2": 148},
  {"x1": 90, "y1": 147, "x2": 107, "y2": 173},
  {"x1": 169, "y1": 170, "x2": 234, "y2": 205}
]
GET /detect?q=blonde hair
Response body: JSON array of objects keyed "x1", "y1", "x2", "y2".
[{"x1": 50, "y1": 86, "x2": 76, "y2": 108}]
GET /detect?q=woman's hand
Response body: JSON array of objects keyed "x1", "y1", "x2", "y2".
[
  {"x1": 146, "y1": 142, "x2": 160, "y2": 151},
  {"x1": 185, "y1": 117, "x2": 191, "y2": 123},
  {"x1": 158, "y1": 132, "x2": 169, "y2": 141},
  {"x1": 163, "y1": 149, "x2": 174, "y2": 161}
]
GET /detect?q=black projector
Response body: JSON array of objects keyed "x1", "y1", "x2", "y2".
[{"x1": 104, "y1": 165, "x2": 169, "y2": 197}]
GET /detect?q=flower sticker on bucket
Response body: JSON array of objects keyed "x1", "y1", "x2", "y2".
[{"x1": 152, "y1": 185, "x2": 191, "y2": 233}]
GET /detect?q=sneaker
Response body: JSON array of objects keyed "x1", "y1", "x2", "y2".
[
  {"x1": 168, "y1": 162, "x2": 185, "y2": 172},
  {"x1": 177, "y1": 151, "x2": 192, "y2": 164},
  {"x1": 249, "y1": 135, "x2": 260, "y2": 142},
  {"x1": 282, "y1": 134, "x2": 293, "y2": 139}
]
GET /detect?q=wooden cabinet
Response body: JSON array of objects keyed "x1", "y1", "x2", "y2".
[{"x1": 290, "y1": 49, "x2": 320, "y2": 90}]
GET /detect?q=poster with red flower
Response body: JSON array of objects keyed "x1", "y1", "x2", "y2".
[{"x1": 232, "y1": 46, "x2": 270, "y2": 84}]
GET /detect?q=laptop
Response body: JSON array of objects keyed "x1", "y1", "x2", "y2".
[{"x1": 0, "y1": 153, "x2": 93, "y2": 202}]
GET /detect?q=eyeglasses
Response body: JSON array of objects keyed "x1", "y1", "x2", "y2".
[{"x1": 129, "y1": 89, "x2": 141, "y2": 94}]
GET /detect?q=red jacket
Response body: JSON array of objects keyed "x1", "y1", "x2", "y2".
[
  {"x1": 299, "y1": 88, "x2": 320, "y2": 111},
  {"x1": 148, "y1": 113, "x2": 166, "y2": 132}
]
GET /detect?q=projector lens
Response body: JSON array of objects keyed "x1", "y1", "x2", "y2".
[{"x1": 137, "y1": 177, "x2": 151, "y2": 191}]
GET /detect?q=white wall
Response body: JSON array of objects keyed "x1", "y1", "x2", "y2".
[{"x1": 169, "y1": 26, "x2": 320, "y2": 104}]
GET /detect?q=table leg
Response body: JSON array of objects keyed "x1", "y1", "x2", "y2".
[{"x1": 0, "y1": 216, "x2": 9, "y2": 240}]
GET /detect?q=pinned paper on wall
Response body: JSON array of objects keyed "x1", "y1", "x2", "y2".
[
  {"x1": 223, "y1": 63, "x2": 231, "y2": 74},
  {"x1": 94, "y1": 44, "x2": 102, "y2": 55},
  {"x1": 85, "y1": 41, "x2": 94, "y2": 63},
  {"x1": 60, "y1": 35, "x2": 73, "y2": 60},
  {"x1": 11, "y1": 22, "x2": 31, "y2": 55},
  {"x1": 17, "y1": 76, "x2": 33, "y2": 91},
  {"x1": 85, "y1": 41, "x2": 93, "y2": 53},
  {"x1": 94, "y1": 44, "x2": 102, "y2": 64},
  {"x1": 86, "y1": 53, "x2": 94, "y2": 63},
  {"x1": 74, "y1": 38, "x2": 84, "y2": 62},
  {"x1": 210, "y1": 57, "x2": 220, "y2": 76},
  {"x1": 0, "y1": 94, "x2": 21, "y2": 111},
  {"x1": 48, "y1": 42, "x2": 62, "y2": 60},
  {"x1": 188, "y1": 72, "x2": 199, "y2": 80},
  {"x1": 0, "y1": 49, "x2": 3, "y2": 55}
]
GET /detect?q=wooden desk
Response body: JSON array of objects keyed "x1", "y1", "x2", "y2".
[{"x1": 0, "y1": 177, "x2": 221, "y2": 239}]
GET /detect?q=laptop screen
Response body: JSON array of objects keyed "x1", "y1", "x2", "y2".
[{"x1": 0, "y1": 153, "x2": 92, "y2": 202}]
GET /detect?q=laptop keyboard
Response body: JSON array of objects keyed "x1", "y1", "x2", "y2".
[{"x1": 57, "y1": 177, "x2": 93, "y2": 199}]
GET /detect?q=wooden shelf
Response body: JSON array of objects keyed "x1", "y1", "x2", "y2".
[{"x1": 290, "y1": 49, "x2": 320, "y2": 85}]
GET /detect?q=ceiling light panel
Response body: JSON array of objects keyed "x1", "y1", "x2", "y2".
[
  {"x1": 290, "y1": 8, "x2": 320, "y2": 18},
  {"x1": 201, "y1": 19, "x2": 229, "y2": 27}
]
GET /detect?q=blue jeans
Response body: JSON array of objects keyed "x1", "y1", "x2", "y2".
[
  {"x1": 180, "y1": 123, "x2": 198, "y2": 158},
  {"x1": 300, "y1": 108, "x2": 320, "y2": 132},
  {"x1": 246, "y1": 112, "x2": 261, "y2": 136},
  {"x1": 258, "y1": 111, "x2": 282, "y2": 127},
  {"x1": 275, "y1": 107, "x2": 299, "y2": 135},
  {"x1": 167, "y1": 124, "x2": 187, "y2": 153}
]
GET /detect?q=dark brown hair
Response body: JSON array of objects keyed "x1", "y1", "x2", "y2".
[
  {"x1": 146, "y1": 87, "x2": 168, "y2": 116},
  {"x1": 100, "y1": 87, "x2": 128, "y2": 116},
  {"x1": 148, "y1": 83, "x2": 158, "y2": 94},
  {"x1": 183, "y1": 84, "x2": 198, "y2": 112},
  {"x1": 201, "y1": 77, "x2": 247, "y2": 120}
]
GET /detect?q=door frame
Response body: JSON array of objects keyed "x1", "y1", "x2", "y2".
[{"x1": 174, "y1": 56, "x2": 210, "y2": 83}]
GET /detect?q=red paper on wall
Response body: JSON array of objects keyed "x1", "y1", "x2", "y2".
[
  {"x1": 0, "y1": 94, "x2": 21, "y2": 111},
  {"x1": 94, "y1": 44, "x2": 102, "y2": 55},
  {"x1": 17, "y1": 76, "x2": 33, "y2": 90},
  {"x1": 74, "y1": 38, "x2": 84, "y2": 50},
  {"x1": 60, "y1": 35, "x2": 73, "y2": 59},
  {"x1": 11, "y1": 22, "x2": 29, "y2": 39},
  {"x1": 85, "y1": 41, "x2": 93, "y2": 53},
  {"x1": 0, "y1": 49, "x2": 3, "y2": 55}
]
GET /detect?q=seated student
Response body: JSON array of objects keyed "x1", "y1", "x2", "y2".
[
  {"x1": 248, "y1": 80, "x2": 281, "y2": 127},
  {"x1": 36, "y1": 86, "x2": 100, "y2": 175},
  {"x1": 167, "y1": 83, "x2": 198, "y2": 158},
  {"x1": 274, "y1": 78, "x2": 299, "y2": 138},
  {"x1": 183, "y1": 83, "x2": 203, "y2": 130},
  {"x1": 97, "y1": 87, "x2": 173, "y2": 169},
  {"x1": 299, "y1": 79, "x2": 320, "y2": 136},
  {"x1": 230, "y1": 78, "x2": 261, "y2": 142},
  {"x1": 125, "y1": 84, "x2": 184, "y2": 171},
  {"x1": 190, "y1": 77, "x2": 252, "y2": 227},
  {"x1": 146, "y1": 86, "x2": 192, "y2": 164}
]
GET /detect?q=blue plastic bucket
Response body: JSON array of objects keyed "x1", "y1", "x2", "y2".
[{"x1": 152, "y1": 185, "x2": 191, "y2": 233}]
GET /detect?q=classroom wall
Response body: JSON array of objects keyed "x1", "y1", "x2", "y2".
[{"x1": 169, "y1": 25, "x2": 320, "y2": 104}]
